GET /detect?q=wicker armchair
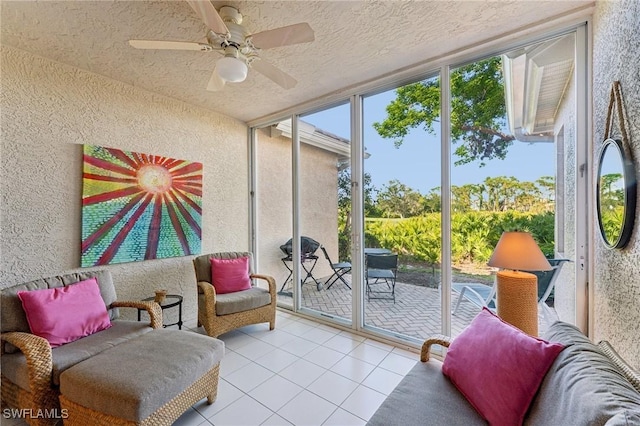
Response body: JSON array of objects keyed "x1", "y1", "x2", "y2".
[
  {"x1": 0, "y1": 271, "x2": 161, "y2": 426},
  {"x1": 193, "y1": 252, "x2": 276, "y2": 338}
]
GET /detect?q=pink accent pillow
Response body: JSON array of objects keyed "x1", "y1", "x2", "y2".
[
  {"x1": 210, "y1": 256, "x2": 252, "y2": 294},
  {"x1": 442, "y1": 308, "x2": 564, "y2": 426},
  {"x1": 17, "y1": 277, "x2": 112, "y2": 348}
]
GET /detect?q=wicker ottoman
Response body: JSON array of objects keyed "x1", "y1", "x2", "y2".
[{"x1": 58, "y1": 329, "x2": 224, "y2": 425}]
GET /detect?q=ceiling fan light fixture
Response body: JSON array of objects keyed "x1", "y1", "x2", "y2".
[{"x1": 216, "y1": 56, "x2": 248, "y2": 83}]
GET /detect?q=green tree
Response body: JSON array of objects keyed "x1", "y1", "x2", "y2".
[
  {"x1": 376, "y1": 180, "x2": 425, "y2": 218},
  {"x1": 451, "y1": 183, "x2": 485, "y2": 212},
  {"x1": 513, "y1": 180, "x2": 542, "y2": 212},
  {"x1": 422, "y1": 188, "x2": 442, "y2": 213},
  {"x1": 536, "y1": 176, "x2": 555, "y2": 200},
  {"x1": 484, "y1": 176, "x2": 520, "y2": 211},
  {"x1": 372, "y1": 57, "x2": 514, "y2": 166},
  {"x1": 337, "y1": 169, "x2": 376, "y2": 259}
]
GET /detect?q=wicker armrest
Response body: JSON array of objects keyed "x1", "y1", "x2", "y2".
[
  {"x1": 250, "y1": 274, "x2": 277, "y2": 298},
  {"x1": 421, "y1": 334, "x2": 452, "y2": 362},
  {"x1": 197, "y1": 281, "x2": 217, "y2": 303},
  {"x1": 1, "y1": 331, "x2": 53, "y2": 394},
  {"x1": 112, "y1": 300, "x2": 163, "y2": 329}
]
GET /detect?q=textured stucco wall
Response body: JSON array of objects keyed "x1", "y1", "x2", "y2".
[
  {"x1": 554, "y1": 71, "x2": 578, "y2": 323},
  {"x1": 255, "y1": 127, "x2": 340, "y2": 290},
  {"x1": 592, "y1": 0, "x2": 640, "y2": 368},
  {"x1": 1, "y1": 46, "x2": 249, "y2": 327}
]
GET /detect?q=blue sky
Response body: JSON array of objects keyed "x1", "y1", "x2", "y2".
[{"x1": 303, "y1": 90, "x2": 554, "y2": 194}]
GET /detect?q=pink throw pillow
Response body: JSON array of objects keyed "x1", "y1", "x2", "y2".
[
  {"x1": 442, "y1": 308, "x2": 564, "y2": 426},
  {"x1": 17, "y1": 277, "x2": 112, "y2": 348},
  {"x1": 210, "y1": 256, "x2": 252, "y2": 294}
]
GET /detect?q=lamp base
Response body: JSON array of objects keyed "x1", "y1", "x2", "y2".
[{"x1": 496, "y1": 270, "x2": 538, "y2": 336}]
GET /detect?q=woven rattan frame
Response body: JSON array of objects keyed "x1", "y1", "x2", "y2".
[
  {"x1": 420, "y1": 334, "x2": 451, "y2": 362},
  {"x1": 0, "y1": 332, "x2": 58, "y2": 425},
  {"x1": 197, "y1": 276, "x2": 276, "y2": 337},
  {"x1": 0, "y1": 302, "x2": 162, "y2": 426},
  {"x1": 194, "y1": 253, "x2": 276, "y2": 338},
  {"x1": 59, "y1": 363, "x2": 220, "y2": 426}
]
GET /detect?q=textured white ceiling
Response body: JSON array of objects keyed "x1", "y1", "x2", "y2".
[{"x1": 1, "y1": 1, "x2": 593, "y2": 123}]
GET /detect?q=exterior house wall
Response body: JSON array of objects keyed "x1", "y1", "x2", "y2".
[
  {"x1": 553, "y1": 71, "x2": 577, "y2": 323},
  {"x1": 0, "y1": 46, "x2": 250, "y2": 327},
  {"x1": 255, "y1": 126, "x2": 340, "y2": 290},
  {"x1": 592, "y1": 0, "x2": 640, "y2": 368}
]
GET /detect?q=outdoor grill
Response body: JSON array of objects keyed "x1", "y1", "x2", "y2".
[{"x1": 279, "y1": 236, "x2": 322, "y2": 293}]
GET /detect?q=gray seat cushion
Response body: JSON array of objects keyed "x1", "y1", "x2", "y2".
[
  {"x1": 1, "y1": 321, "x2": 153, "y2": 390},
  {"x1": 526, "y1": 322, "x2": 640, "y2": 425},
  {"x1": 202, "y1": 287, "x2": 271, "y2": 316},
  {"x1": 59, "y1": 329, "x2": 225, "y2": 422},
  {"x1": 367, "y1": 358, "x2": 485, "y2": 426}
]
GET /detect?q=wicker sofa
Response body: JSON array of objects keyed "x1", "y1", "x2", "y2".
[
  {"x1": 369, "y1": 321, "x2": 640, "y2": 425},
  {"x1": 1, "y1": 270, "x2": 224, "y2": 426}
]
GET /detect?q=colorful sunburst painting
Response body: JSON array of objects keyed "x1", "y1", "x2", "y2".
[{"x1": 81, "y1": 145, "x2": 202, "y2": 267}]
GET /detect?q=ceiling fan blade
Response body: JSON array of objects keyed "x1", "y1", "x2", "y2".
[
  {"x1": 129, "y1": 40, "x2": 211, "y2": 51},
  {"x1": 250, "y1": 23, "x2": 315, "y2": 49},
  {"x1": 206, "y1": 68, "x2": 226, "y2": 91},
  {"x1": 251, "y1": 59, "x2": 297, "y2": 89},
  {"x1": 185, "y1": 0, "x2": 229, "y2": 35}
]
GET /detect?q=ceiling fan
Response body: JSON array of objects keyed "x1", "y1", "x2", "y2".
[{"x1": 129, "y1": 0, "x2": 314, "y2": 91}]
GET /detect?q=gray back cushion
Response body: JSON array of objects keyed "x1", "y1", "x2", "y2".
[
  {"x1": 193, "y1": 252, "x2": 255, "y2": 284},
  {"x1": 526, "y1": 322, "x2": 640, "y2": 425},
  {"x1": 1, "y1": 270, "x2": 119, "y2": 334}
]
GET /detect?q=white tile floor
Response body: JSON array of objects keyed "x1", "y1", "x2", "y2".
[
  {"x1": 173, "y1": 310, "x2": 419, "y2": 426},
  {"x1": 3, "y1": 310, "x2": 419, "y2": 426}
]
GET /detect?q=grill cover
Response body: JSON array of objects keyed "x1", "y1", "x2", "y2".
[{"x1": 280, "y1": 237, "x2": 320, "y2": 256}]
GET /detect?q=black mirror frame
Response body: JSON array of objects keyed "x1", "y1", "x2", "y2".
[{"x1": 596, "y1": 138, "x2": 637, "y2": 249}]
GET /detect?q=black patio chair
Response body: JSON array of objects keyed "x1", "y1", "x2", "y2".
[
  {"x1": 320, "y1": 246, "x2": 351, "y2": 290},
  {"x1": 279, "y1": 236, "x2": 322, "y2": 293},
  {"x1": 366, "y1": 253, "x2": 398, "y2": 303}
]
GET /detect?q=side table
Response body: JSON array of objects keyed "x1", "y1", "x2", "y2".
[{"x1": 137, "y1": 294, "x2": 183, "y2": 330}]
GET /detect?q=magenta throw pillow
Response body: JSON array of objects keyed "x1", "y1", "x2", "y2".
[
  {"x1": 17, "y1": 277, "x2": 112, "y2": 348},
  {"x1": 210, "y1": 256, "x2": 252, "y2": 294},
  {"x1": 442, "y1": 308, "x2": 564, "y2": 426}
]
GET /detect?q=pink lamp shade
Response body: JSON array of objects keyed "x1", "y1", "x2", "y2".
[{"x1": 487, "y1": 231, "x2": 552, "y2": 272}]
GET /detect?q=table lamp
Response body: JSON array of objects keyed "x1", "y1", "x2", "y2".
[{"x1": 487, "y1": 231, "x2": 552, "y2": 336}]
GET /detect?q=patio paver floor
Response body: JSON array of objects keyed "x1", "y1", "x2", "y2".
[{"x1": 277, "y1": 275, "x2": 557, "y2": 341}]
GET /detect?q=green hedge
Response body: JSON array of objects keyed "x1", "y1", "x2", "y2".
[{"x1": 364, "y1": 211, "x2": 554, "y2": 265}]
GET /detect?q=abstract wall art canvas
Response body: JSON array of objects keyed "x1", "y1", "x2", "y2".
[{"x1": 81, "y1": 145, "x2": 202, "y2": 267}]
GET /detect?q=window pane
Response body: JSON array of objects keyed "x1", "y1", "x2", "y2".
[{"x1": 363, "y1": 77, "x2": 442, "y2": 341}]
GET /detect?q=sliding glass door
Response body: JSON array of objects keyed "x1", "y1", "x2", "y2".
[
  {"x1": 297, "y1": 104, "x2": 352, "y2": 322},
  {"x1": 361, "y1": 78, "x2": 442, "y2": 341},
  {"x1": 252, "y1": 24, "x2": 588, "y2": 344},
  {"x1": 253, "y1": 123, "x2": 295, "y2": 310}
]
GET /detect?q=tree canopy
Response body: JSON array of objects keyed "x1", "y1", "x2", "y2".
[{"x1": 372, "y1": 56, "x2": 514, "y2": 166}]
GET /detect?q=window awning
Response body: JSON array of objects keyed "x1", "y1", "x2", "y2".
[{"x1": 502, "y1": 33, "x2": 575, "y2": 143}]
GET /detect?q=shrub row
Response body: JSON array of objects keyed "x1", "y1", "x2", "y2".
[{"x1": 363, "y1": 211, "x2": 555, "y2": 265}]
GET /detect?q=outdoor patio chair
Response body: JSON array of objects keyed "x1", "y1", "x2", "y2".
[
  {"x1": 193, "y1": 252, "x2": 276, "y2": 338},
  {"x1": 366, "y1": 253, "x2": 398, "y2": 303},
  {"x1": 452, "y1": 279, "x2": 497, "y2": 315},
  {"x1": 279, "y1": 236, "x2": 322, "y2": 293},
  {"x1": 524, "y1": 258, "x2": 571, "y2": 322},
  {"x1": 452, "y1": 258, "x2": 570, "y2": 318},
  {"x1": 320, "y1": 245, "x2": 351, "y2": 290}
]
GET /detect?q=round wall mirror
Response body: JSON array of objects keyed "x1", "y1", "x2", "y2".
[{"x1": 596, "y1": 138, "x2": 637, "y2": 249}]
